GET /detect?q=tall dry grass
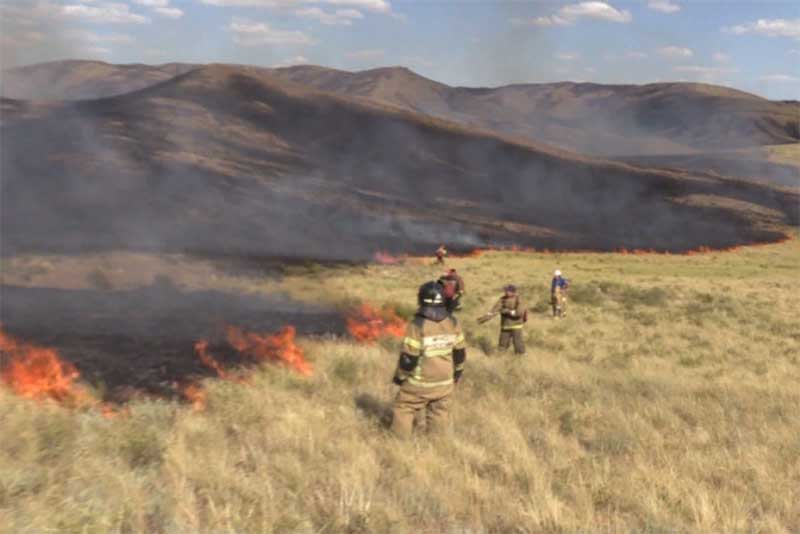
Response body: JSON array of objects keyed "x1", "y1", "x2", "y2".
[{"x1": 1, "y1": 237, "x2": 799, "y2": 533}]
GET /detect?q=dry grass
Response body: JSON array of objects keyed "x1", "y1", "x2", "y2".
[
  {"x1": 762, "y1": 143, "x2": 800, "y2": 167},
  {"x1": 1, "y1": 237, "x2": 799, "y2": 533}
]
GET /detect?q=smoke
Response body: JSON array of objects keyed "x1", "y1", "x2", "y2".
[
  {"x1": 0, "y1": 1, "x2": 81, "y2": 71},
  {"x1": 1, "y1": 62, "x2": 796, "y2": 267}
]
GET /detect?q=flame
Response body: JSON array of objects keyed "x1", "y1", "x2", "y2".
[
  {"x1": 0, "y1": 327, "x2": 123, "y2": 417},
  {"x1": 182, "y1": 383, "x2": 207, "y2": 411},
  {"x1": 373, "y1": 251, "x2": 405, "y2": 264},
  {"x1": 226, "y1": 325, "x2": 312, "y2": 376},
  {"x1": 194, "y1": 339, "x2": 230, "y2": 380},
  {"x1": 346, "y1": 304, "x2": 406, "y2": 343},
  {"x1": 0, "y1": 327, "x2": 89, "y2": 405},
  {"x1": 450, "y1": 234, "x2": 792, "y2": 258}
]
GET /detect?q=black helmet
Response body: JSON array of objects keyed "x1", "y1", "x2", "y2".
[{"x1": 418, "y1": 280, "x2": 445, "y2": 307}]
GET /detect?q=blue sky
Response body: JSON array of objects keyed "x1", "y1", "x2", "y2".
[{"x1": 2, "y1": 0, "x2": 798, "y2": 99}]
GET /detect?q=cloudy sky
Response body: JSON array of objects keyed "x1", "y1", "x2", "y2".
[{"x1": 1, "y1": 0, "x2": 798, "y2": 99}]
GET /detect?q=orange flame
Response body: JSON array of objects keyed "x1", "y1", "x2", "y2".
[
  {"x1": 373, "y1": 251, "x2": 405, "y2": 265},
  {"x1": 194, "y1": 339, "x2": 230, "y2": 380},
  {"x1": 451, "y1": 234, "x2": 793, "y2": 258},
  {"x1": 0, "y1": 327, "x2": 89, "y2": 405},
  {"x1": 346, "y1": 304, "x2": 406, "y2": 343},
  {"x1": 226, "y1": 325, "x2": 312, "y2": 376},
  {"x1": 182, "y1": 383, "x2": 207, "y2": 410}
]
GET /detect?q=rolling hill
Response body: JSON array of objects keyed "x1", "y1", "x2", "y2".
[
  {"x1": 2, "y1": 64, "x2": 796, "y2": 260},
  {"x1": 4, "y1": 60, "x2": 797, "y2": 157},
  {"x1": 269, "y1": 65, "x2": 800, "y2": 156}
]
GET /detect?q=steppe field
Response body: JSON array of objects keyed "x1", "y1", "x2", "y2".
[{"x1": 1, "y1": 236, "x2": 799, "y2": 533}]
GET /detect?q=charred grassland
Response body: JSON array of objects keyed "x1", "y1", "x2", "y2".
[{"x1": 1, "y1": 236, "x2": 799, "y2": 532}]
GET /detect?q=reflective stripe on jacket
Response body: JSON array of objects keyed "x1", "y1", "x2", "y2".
[{"x1": 397, "y1": 314, "x2": 465, "y2": 387}]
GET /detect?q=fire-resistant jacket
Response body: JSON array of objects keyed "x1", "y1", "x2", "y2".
[
  {"x1": 491, "y1": 294, "x2": 526, "y2": 330},
  {"x1": 394, "y1": 311, "x2": 466, "y2": 388}
]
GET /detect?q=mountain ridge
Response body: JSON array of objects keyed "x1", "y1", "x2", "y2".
[{"x1": 4, "y1": 60, "x2": 797, "y2": 156}]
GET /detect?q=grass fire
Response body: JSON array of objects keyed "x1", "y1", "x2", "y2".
[
  {"x1": 3, "y1": 238, "x2": 798, "y2": 532},
  {"x1": 0, "y1": 327, "x2": 86, "y2": 405},
  {"x1": 1, "y1": 16, "x2": 799, "y2": 531},
  {"x1": 345, "y1": 303, "x2": 406, "y2": 343}
]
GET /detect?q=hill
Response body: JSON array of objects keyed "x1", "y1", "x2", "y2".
[
  {"x1": 2, "y1": 64, "x2": 797, "y2": 259},
  {"x1": 4, "y1": 60, "x2": 797, "y2": 156},
  {"x1": 264, "y1": 65, "x2": 800, "y2": 156}
]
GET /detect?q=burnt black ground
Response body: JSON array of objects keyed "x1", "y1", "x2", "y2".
[{"x1": 0, "y1": 282, "x2": 345, "y2": 401}]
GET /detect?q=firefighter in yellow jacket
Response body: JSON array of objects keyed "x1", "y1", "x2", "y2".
[
  {"x1": 479, "y1": 284, "x2": 526, "y2": 354},
  {"x1": 391, "y1": 281, "x2": 466, "y2": 438}
]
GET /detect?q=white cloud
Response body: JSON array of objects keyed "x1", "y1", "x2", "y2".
[
  {"x1": 275, "y1": 55, "x2": 309, "y2": 67},
  {"x1": 321, "y1": 0, "x2": 389, "y2": 12},
  {"x1": 759, "y1": 74, "x2": 799, "y2": 82},
  {"x1": 657, "y1": 46, "x2": 693, "y2": 59},
  {"x1": 674, "y1": 65, "x2": 737, "y2": 75},
  {"x1": 295, "y1": 7, "x2": 363, "y2": 25},
  {"x1": 513, "y1": 1, "x2": 631, "y2": 27},
  {"x1": 724, "y1": 19, "x2": 800, "y2": 39},
  {"x1": 626, "y1": 51, "x2": 648, "y2": 59},
  {"x1": 559, "y1": 2, "x2": 631, "y2": 22},
  {"x1": 133, "y1": 0, "x2": 169, "y2": 6},
  {"x1": 647, "y1": 0, "x2": 680, "y2": 14},
  {"x1": 228, "y1": 17, "x2": 313, "y2": 46},
  {"x1": 790, "y1": 49, "x2": 800, "y2": 55},
  {"x1": 556, "y1": 52, "x2": 579, "y2": 61},
  {"x1": 712, "y1": 52, "x2": 731, "y2": 63},
  {"x1": 347, "y1": 49, "x2": 384, "y2": 60},
  {"x1": 201, "y1": 0, "x2": 390, "y2": 12},
  {"x1": 59, "y1": 2, "x2": 150, "y2": 24},
  {"x1": 154, "y1": 6, "x2": 183, "y2": 18}
]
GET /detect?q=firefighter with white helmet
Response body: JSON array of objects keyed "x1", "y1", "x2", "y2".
[{"x1": 551, "y1": 269, "x2": 569, "y2": 318}]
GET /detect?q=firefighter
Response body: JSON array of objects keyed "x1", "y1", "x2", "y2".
[
  {"x1": 551, "y1": 269, "x2": 569, "y2": 318},
  {"x1": 391, "y1": 281, "x2": 467, "y2": 438},
  {"x1": 435, "y1": 244, "x2": 448, "y2": 264},
  {"x1": 478, "y1": 284, "x2": 526, "y2": 354},
  {"x1": 438, "y1": 268, "x2": 465, "y2": 312}
]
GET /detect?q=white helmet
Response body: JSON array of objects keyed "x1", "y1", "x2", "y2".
[{"x1": 554, "y1": 269, "x2": 562, "y2": 277}]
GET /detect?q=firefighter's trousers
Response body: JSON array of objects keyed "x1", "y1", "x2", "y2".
[
  {"x1": 391, "y1": 383, "x2": 453, "y2": 438},
  {"x1": 499, "y1": 328, "x2": 525, "y2": 354}
]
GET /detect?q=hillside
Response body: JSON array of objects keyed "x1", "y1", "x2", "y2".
[
  {"x1": 268, "y1": 65, "x2": 800, "y2": 156},
  {"x1": 0, "y1": 60, "x2": 198, "y2": 100},
  {"x1": 1, "y1": 64, "x2": 797, "y2": 260},
  {"x1": 4, "y1": 60, "x2": 797, "y2": 156}
]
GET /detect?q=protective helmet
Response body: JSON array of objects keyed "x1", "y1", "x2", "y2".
[
  {"x1": 418, "y1": 280, "x2": 445, "y2": 307},
  {"x1": 554, "y1": 269, "x2": 562, "y2": 277},
  {"x1": 503, "y1": 284, "x2": 517, "y2": 293}
]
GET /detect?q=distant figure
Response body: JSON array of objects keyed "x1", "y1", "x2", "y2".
[
  {"x1": 478, "y1": 284, "x2": 526, "y2": 354},
  {"x1": 551, "y1": 269, "x2": 569, "y2": 318},
  {"x1": 438, "y1": 268, "x2": 465, "y2": 312},
  {"x1": 391, "y1": 281, "x2": 466, "y2": 438},
  {"x1": 435, "y1": 244, "x2": 448, "y2": 264}
]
